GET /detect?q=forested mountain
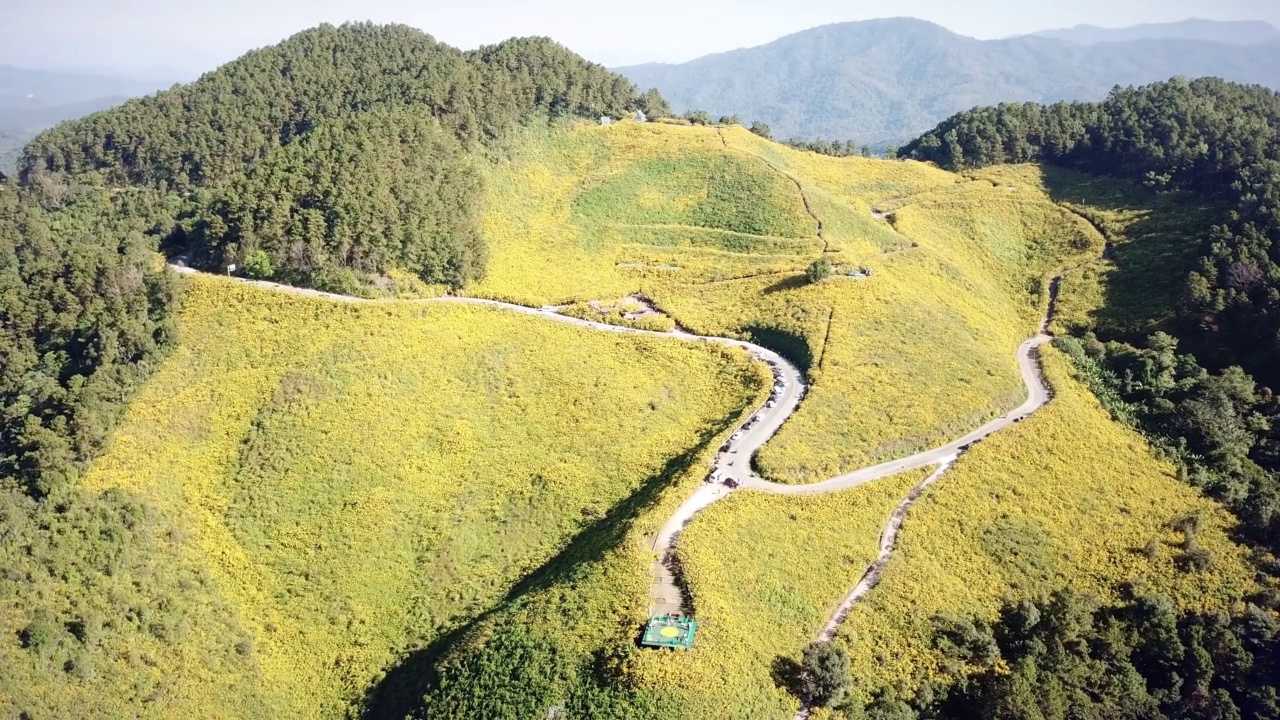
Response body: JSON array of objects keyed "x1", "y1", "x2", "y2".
[
  {"x1": 22, "y1": 23, "x2": 645, "y2": 290},
  {"x1": 615, "y1": 18, "x2": 1280, "y2": 144},
  {"x1": 1028, "y1": 19, "x2": 1280, "y2": 45},
  {"x1": 904, "y1": 76, "x2": 1280, "y2": 560}
]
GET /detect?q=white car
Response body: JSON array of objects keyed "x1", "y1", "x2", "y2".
[
  {"x1": 730, "y1": 431, "x2": 743, "y2": 441},
  {"x1": 766, "y1": 400, "x2": 776, "y2": 408}
]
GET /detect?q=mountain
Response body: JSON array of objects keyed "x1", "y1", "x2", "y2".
[
  {"x1": 20, "y1": 23, "x2": 644, "y2": 292},
  {"x1": 615, "y1": 17, "x2": 1280, "y2": 143},
  {"x1": 1029, "y1": 19, "x2": 1280, "y2": 45}
]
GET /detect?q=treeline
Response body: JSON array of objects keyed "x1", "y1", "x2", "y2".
[
  {"x1": 183, "y1": 108, "x2": 485, "y2": 293},
  {"x1": 1057, "y1": 335, "x2": 1280, "y2": 556},
  {"x1": 902, "y1": 78, "x2": 1280, "y2": 388},
  {"x1": 0, "y1": 173, "x2": 178, "y2": 499},
  {"x1": 784, "y1": 138, "x2": 880, "y2": 158},
  {"x1": 20, "y1": 23, "x2": 654, "y2": 289},
  {"x1": 842, "y1": 589, "x2": 1280, "y2": 720},
  {"x1": 903, "y1": 78, "x2": 1280, "y2": 556}
]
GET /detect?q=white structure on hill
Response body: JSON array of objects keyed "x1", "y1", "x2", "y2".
[
  {"x1": 633, "y1": 109, "x2": 647, "y2": 122},
  {"x1": 600, "y1": 116, "x2": 613, "y2": 126}
]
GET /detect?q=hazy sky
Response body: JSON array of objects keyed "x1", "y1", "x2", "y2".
[{"x1": 2, "y1": 0, "x2": 1278, "y2": 77}]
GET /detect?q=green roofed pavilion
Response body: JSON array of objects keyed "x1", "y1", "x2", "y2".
[{"x1": 641, "y1": 614, "x2": 697, "y2": 649}]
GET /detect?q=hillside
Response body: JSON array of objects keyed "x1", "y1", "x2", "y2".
[
  {"x1": 396, "y1": 121, "x2": 1270, "y2": 719},
  {"x1": 4, "y1": 23, "x2": 1279, "y2": 720},
  {"x1": 615, "y1": 18, "x2": 1280, "y2": 143},
  {"x1": 21, "y1": 23, "x2": 645, "y2": 292}
]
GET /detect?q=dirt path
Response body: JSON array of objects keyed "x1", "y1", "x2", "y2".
[{"x1": 171, "y1": 263, "x2": 1057, "y2": 708}]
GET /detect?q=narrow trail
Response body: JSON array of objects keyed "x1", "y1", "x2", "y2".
[
  {"x1": 717, "y1": 128, "x2": 827, "y2": 250},
  {"x1": 171, "y1": 262, "x2": 1057, "y2": 715}
]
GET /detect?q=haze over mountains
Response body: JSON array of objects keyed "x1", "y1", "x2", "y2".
[
  {"x1": 1027, "y1": 18, "x2": 1280, "y2": 45},
  {"x1": 616, "y1": 17, "x2": 1280, "y2": 144},
  {"x1": 0, "y1": 66, "x2": 172, "y2": 171}
]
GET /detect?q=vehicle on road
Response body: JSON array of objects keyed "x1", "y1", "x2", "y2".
[{"x1": 723, "y1": 478, "x2": 740, "y2": 489}]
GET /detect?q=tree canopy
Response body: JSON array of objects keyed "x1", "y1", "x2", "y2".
[{"x1": 18, "y1": 23, "x2": 658, "y2": 291}]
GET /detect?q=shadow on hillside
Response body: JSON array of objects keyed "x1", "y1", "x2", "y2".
[
  {"x1": 744, "y1": 324, "x2": 814, "y2": 374},
  {"x1": 1038, "y1": 166, "x2": 1226, "y2": 341},
  {"x1": 770, "y1": 654, "x2": 805, "y2": 701},
  {"x1": 360, "y1": 421, "x2": 736, "y2": 719},
  {"x1": 763, "y1": 274, "x2": 809, "y2": 295}
]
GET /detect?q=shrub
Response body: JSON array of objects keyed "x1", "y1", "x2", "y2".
[
  {"x1": 241, "y1": 249, "x2": 274, "y2": 279},
  {"x1": 806, "y1": 257, "x2": 832, "y2": 284},
  {"x1": 748, "y1": 121, "x2": 773, "y2": 139}
]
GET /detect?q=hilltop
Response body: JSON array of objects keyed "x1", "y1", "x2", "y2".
[{"x1": 616, "y1": 17, "x2": 1280, "y2": 143}]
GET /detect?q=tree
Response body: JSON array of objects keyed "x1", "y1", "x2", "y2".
[
  {"x1": 798, "y1": 641, "x2": 849, "y2": 707},
  {"x1": 806, "y1": 258, "x2": 832, "y2": 284},
  {"x1": 748, "y1": 121, "x2": 772, "y2": 139},
  {"x1": 684, "y1": 110, "x2": 712, "y2": 126},
  {"x1": 241, "y1": 249, "x2": 274, "y2": 279},
  {"x1": 717, "y1": 114, "x2": 741, "y2": 125},
  {"x1": 637, "y1": 87, "x2": 671, "y2": 119}
]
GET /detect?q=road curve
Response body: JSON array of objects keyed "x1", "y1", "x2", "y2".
[{"x1": 169, "y1": 263, "x2": 1055, "y2": 655}]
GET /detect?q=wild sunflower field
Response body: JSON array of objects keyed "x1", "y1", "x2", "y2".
[{"x1": 23, "y1": 275, "x2": 760, "y2": 717}]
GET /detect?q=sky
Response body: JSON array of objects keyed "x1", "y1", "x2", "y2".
[{"x1": 2, "y1": 0, "x2": 1278, "y2": 78}]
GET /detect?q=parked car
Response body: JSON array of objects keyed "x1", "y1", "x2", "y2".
[{"x1": 723, "y1": 478, "x2": 740, "y2": 489}]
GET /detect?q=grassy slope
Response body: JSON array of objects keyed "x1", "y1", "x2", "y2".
[
  {"x1": 39, "y1": 275, "x2": 760, "y2": 717},
  {"x1": 476, "y1": 121, "x2": 1103, "y2": 481},
  {"x1": 835, "y1": 348, "x2": 1257, "y2": 702},
  {"x1": 418, "y1": 122, "x2": 1259, "y2": 719},
  {"x1": 629, "y1": 468, "x2": 933, "y2": 719},
  {"x1": 18, "y1": 120, "x2": 1260, "y2": 718}
]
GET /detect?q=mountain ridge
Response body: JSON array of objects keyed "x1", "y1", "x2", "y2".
[
  {"x1": 1028, "y1": 18, "x2": 1280, "y2": 45},
  {"x1": 616, "y1": 17, "x2": 1280, "y2": 143}
]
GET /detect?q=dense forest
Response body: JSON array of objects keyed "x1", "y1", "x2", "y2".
[
  {"x1": 844, "y1": 589, "x2": 1280, "y2": 720},
  {"x1": 20, "y1": 23, "x2": 651, "y2": 290},
  {"x1": 903, "y1": 78, "x2": 1280, "y2": 558},
  {"x1": 185, "y1": 108, "x2": 485, "y2": 292}
]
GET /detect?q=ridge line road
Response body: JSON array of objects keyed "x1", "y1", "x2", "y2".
[{"x1": 168, "y1": 264, "x2": 1056, "y2": 663}]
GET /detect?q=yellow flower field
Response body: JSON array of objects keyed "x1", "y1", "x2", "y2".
[
  {"x1": 476, "y1": 121, "x2": 1104, "y2": 480},
  {"x1": 70, "y1": 275, "x2": 761, "y2": 717},
  {"x1": 835, "y1": 348, "x2": 1257, "y2": 700}
]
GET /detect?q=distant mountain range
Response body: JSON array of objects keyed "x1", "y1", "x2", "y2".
[
  {"x1": 616, "y1": 18, "x2": 1280, "y2": 145},
  {"x1": 1027, "y1": 18, "x2": 1280, "y2": 45},
  {"x1": 0, "y1": 66, "x2": 171, "y2": 172}
]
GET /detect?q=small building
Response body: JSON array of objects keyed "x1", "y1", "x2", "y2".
[
  {"x1": 641, "y1": 614, "x2": 697, "y2": 649},
  {"x1": 600, "y1": 116, "x2": 612, "y2": 126},
  {"x1": 633, "y1": 109, "x2": 648, "y2": 123}
]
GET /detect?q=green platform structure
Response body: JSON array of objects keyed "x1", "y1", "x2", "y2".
[{"x1": 641, "y1": 614, "x2": 697, "y2": 649}]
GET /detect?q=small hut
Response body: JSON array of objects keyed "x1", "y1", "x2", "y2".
[
  {"x1": 633, "y1": 109, "x2": 648, "y2": 123},
  {"x1": 599, "y1": 116, "x2": 613, "y2": 126}
]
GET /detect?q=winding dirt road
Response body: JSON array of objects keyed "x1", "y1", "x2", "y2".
[{"x1": 170, "y1": 262, "x2": 1055, "y2": 676}]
